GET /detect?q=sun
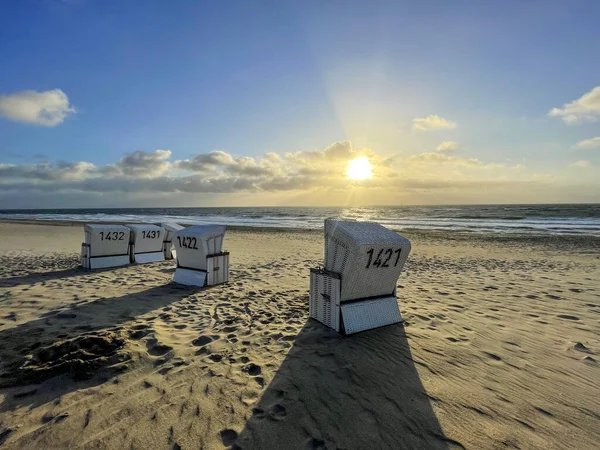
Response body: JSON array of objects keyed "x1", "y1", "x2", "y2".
[{"x1": 346, "y1": 156, "x2": 373, "y2": 180}]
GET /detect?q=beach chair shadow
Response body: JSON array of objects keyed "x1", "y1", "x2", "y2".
[
  {"x1": 0, "y1": 283, "x2": 200, "y2": 411},
  {"x1": 0, "y1": 265, "x2": 94, "y2": 288},
  {"x1": 235, "y1": 320, "x2": 458, "y2": 450}
]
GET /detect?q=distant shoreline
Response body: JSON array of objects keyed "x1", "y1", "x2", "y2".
[{"x1": 2, "y1": 218, "x2": 599, "y2": 253}]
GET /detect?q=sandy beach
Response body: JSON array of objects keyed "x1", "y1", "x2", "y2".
[{"x1": 0, "y1": 221, "x2": 598, "y2": 450}]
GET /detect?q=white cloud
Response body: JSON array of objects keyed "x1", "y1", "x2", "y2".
[
  {"x1": 570, "y1": 160, "x2": 591, "y2": 168},
  {"x1": 575, "y1": 136, "x2": 600, "y2": 150},
  {"x1": 0, "y1": 142, "x2": 584, "y2": 202},
  {"x1": 0, "y1": 161, "x2": 95, "y2": 181},
  {"x1": 174, "y1": 150, "x2": 235, "y2": 172},
  {"x1": 412, "y1": 114, "x2": 457, "y2": 131},
  {"x1": 0, "y1": 89, "x2": 76, "y2": 126},
  {"x1": 436, "y1": 141, "x2": 458, "y2": 152},
  {"x1": 102, "y1": 150, "x2": 172, "y2": 178},
  {"x1": 405, "y1": 152, "x2": 482, "y2": 167},
  {"x1": 548, "y1": 86, "x2": 600, "y2": 124}
]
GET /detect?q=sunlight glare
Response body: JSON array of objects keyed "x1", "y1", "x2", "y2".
[{"x1": 346, "y1": 156, "x2": 373, "y2": 180}]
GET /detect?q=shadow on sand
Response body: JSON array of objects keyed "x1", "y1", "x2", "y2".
[
  {"x1": 0, "y1": 283, "x2": 197, "y2": 412},
  {"x1": 0, "y1": 265, "x2": 100, "y2": 288},
  {"x1": 235, "y1": 320, "x2": 461, "y2": 450}
]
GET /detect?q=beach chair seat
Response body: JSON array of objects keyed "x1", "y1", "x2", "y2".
[
  {"x1": 310, "y1": 219, "x2": 411, "y2": 334},
  {"x1": 126, "y1": 224, "x2": 165, "y2": 264},
  {"x1": 161, "y1": 222, "x2": 184, "y2": 260},
  {"x1": 81, "y1": 224, "x2": 131, "y2": 269},
  {"x1": 172, "y1": 225, "x2": 229, "y2": 287}
]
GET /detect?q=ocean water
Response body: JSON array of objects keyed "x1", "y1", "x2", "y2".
[{"x1": 1, "y1": 205, "x2": 599, "y2": 236}]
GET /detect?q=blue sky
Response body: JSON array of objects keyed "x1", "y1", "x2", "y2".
[{"x1": 0, "y1": 0, "x2": 599, "y2": 207}]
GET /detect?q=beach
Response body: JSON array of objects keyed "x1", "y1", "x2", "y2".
[{"x1": 0, "y1": 221, "x2": 599, "y2": 450}]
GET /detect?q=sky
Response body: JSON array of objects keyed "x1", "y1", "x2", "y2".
[{"x1": 0, "y1": 0, "x2": 599, "y2": 208}]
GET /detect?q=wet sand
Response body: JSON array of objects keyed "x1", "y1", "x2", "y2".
[{"x1": 0, "y1": 221, "x2": 599, "y2": 449}]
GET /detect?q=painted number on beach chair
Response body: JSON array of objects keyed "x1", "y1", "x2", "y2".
[
  {"x1": 99, "y1": 231, "x2": 125, "y2": 241},
  {"x1": 177, "y1": 236, "x2": 198, "y2": 249},
  {"x1": 142, "y1": 230, "x2": 160, "y2": 239},
  {"x1": 365, "y1": 248, "x2": 402, "y2": 269}
]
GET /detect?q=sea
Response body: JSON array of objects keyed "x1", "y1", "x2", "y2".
[{"x1": 1, "y1": 204, "x2": 599, "y2": 236}]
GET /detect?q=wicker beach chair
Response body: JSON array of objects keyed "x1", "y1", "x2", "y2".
[
  {"x1": 125, "y1": 224, "x2": 165, "y2": 264},
  {"x1": 310, "y1": 219, "x2": 411, "y2": 334},
  {"x1": 161, "y1": 222, "x2": 184, "y2": 260},
  {"x1": 81, "y1": 224, "x2": 131, "y2": 269},
  {"x1": 172, "y1": 225, "x2": 229, "y2": 287}
]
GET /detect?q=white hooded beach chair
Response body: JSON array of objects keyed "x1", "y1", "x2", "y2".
[
  {"x1": 81, "y1": 224, "x2": 131, "y2": 269},
  {"x1": 161, "y1": 222, "x2": 184, "y2": 260},
  {"x1": 309, "y1": 219, "x2": 411, "y2": 334},
  {"x1": 172, "y1": 225, "x2": 229, "y2": 287},
  {"x1": 125, "y1": 224, "x2": 165, "y2": 264}
]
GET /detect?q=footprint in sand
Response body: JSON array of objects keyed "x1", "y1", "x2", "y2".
[
  {"x1": 196, "y1": 347, "x2": 211, "y2": 356},
  {"x1": 129, "y1": 325, "x2": 152, "y2": 340},
  {"x1": 146, "y1": 339, "x2": 173, "y2": 356},
  {"x1": 192, "y1": 335, "x2": 213, "y2": 347},
  {"x1": 2, "y1": 312, "x2": 16, "y2": 321},
  {"x1": 208, "y1": 353, "x2": 224, "y2": 362},
  {"x1": 268, "y1": 404, "x2": 287, "y2": 420},
  {"x1": 242, "y1": 363, "x2": 262, "y2": 376},
  {"x1": 219, "y1": 429, "x2": 238, "y2": 446},
  {"x1": 252, "y1": 407, "x2": 267, "y2": 420},
  {"x1": 306, "y1": 438, "x2": 327, "y2": 450},
  {"x1": 573, "y1": 342, "x2": 592, "y2": 353}
]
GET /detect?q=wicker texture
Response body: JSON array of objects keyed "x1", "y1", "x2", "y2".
[
  {"x1": 174, "y1": 225, "x2": 226, "y2": 271},
  {"x1": 161, "y1": 223, "x2": 184, "y2": 259},
  {"x1": 340, "y1": 296, "x2": 402, "y2": 334},
  {"x1": 83, "y1": 224, "x2": 130, "y2": 258},
  {"x1": 172, "y1": 268, "x2": 207, "y2": 287},
  {"x1": 207, "y1": 253, "x2": 230, "y2": 285},
  {"x1": 126, "y1": 224, "x2": 165, "y2": 254},
  {"x1": 161, "y1": 222, "x2": 184, "y2": 242},
  {"x1": 309, "y1": 269, "x2": 341, "y2": 332},
  {"x1": 324, "y1": 219, "x2": 411, "y2": 302}
]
